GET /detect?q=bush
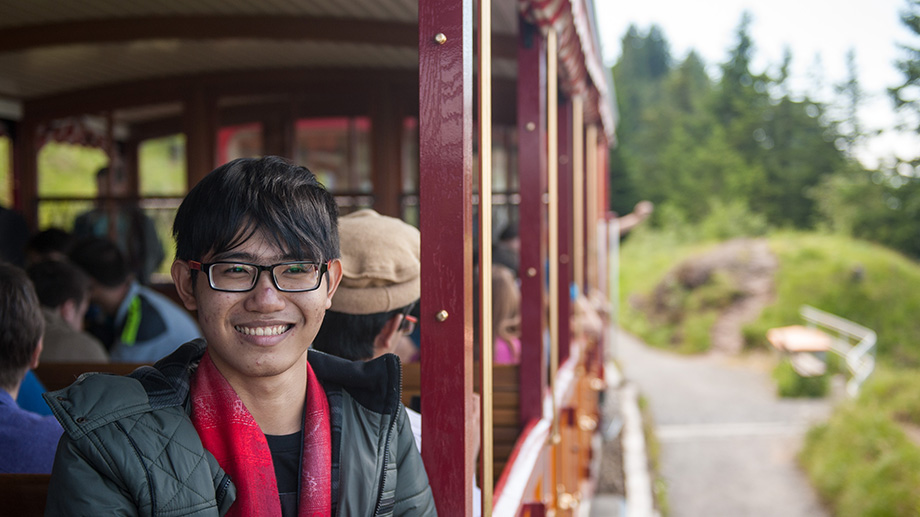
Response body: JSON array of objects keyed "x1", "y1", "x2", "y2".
[
  {"x1": 772, "y1": 357, "x2": 828, "y2": 398},
  {"x1": 800, "y1": 395, "x2": 920, "y2": 516}
]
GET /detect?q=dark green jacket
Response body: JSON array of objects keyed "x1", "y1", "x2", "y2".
[{"x1": 43, "y1": 340, "x2": 436, "y2": 516}]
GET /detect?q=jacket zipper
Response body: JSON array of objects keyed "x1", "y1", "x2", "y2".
[{"x1": 374, "y1": 356, "x2": 403, "y2": 517}]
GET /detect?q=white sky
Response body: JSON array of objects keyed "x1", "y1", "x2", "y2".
[{"x1": 594, "y1": 0, "x2": 920, "y2": 169}]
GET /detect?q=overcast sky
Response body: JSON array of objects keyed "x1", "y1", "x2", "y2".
[{"x1": 594, "y1": 0, "x2": 919, "y2": 169}]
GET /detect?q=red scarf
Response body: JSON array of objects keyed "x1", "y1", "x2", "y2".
[{"x1": 190, "y1": 350, "x2": 332, "y2": 517}]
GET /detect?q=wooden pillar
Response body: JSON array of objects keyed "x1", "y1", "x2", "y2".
[
  {"x1": 184, "y1": 86, "x2": 217, "y2": 189},
  {"x1": 12, "y1": 118, "x2": 38, "y2": 229},
  {"x1": 517, "y1": 19, "x2": 547, "y2": 428},
  {"x1": 419, "y1": 0, "x2": 475, "y2": 515},
  {"x1": 557, "y1": 98, "x2": 573, "y2": 363},
  {"x1": 263, "y1": 106, "x2": 295, "y2": 161},
  {"x1": 371, "y1": 84, "x2": 402, "y2": 217}
]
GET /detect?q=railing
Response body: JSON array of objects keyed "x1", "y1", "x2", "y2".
[{"x1": 800, "y1": 305, "x2": 877, "y2": 397}]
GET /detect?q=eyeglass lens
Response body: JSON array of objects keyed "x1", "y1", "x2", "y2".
[{"x1": 208, "y1": 262, "x2": 323, "y2": 291}]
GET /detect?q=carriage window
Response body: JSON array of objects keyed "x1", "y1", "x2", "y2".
[
  {"x1": 401, "y1": 117, "x2": 419, "y2": 225},
  {"x1": 219, "y1": 123, "x2": 263, "y2": 164},
  {"x1": 36, "y1": 141, "x2": 107, "y2": 228},
  {"x1": 139, "y1": 134, "x2": 187, "y2": 277},
  {"x1": 294, "y1": 117, "x2": 370, "y2": 194},
  {"x1": 0, "y1": 136, "x2": 10, "y2": 206}
]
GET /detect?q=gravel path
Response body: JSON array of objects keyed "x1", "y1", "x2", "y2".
[{"x1": 612, "y1": 330, "x2": 832, "y2": 517}]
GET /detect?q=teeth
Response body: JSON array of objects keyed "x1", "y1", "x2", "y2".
[{"x1": 236, "y1": 325, "x2": 289, "y2": 336}]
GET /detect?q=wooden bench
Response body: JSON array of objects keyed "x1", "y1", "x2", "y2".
[
  {"x1": 766, "y1": 325, "x2": 831, "y2": 378},
  {"x1": 0, "y1": 474, "x2": 50, "y2": 516},
  {"x1": 34, "y1": 362, "x2": 149, "y2": 392},
  {"x1": 401, "y1": 362, "x2": 520, "y2": 478}
]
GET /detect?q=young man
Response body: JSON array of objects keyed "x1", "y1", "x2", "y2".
[
  {"x1": 26, "y1": 259, "x2": 109, "y2": 363},
  {"x1": 69, "y1": 236, "x2": 200, "y2": 363},
  {"x1": 45, "y1": 157, "x2": 435, "y2": 516},
  {"x1": 0, "y1": 262, "x2": 63, "y2": 473}
]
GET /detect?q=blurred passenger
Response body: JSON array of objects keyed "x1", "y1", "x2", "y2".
[
  {"x1": 27, "y1": 260, "x2": 108, "y2": 363},
  {"x1": 69, "y1": 236, "x2": 199, "y2": 363},
  {"x1": 0, "y1": 262, "x2": 63, "y2": 473},
  {"x1": 25, "y1": 227, "x2": 76, "y2": 265},
  {"x1": 493, "y1": 222, "x2": 520, "y2": 275},
  {"x1": 313, "y1": 208, "x2": 480, "y2": 514},
  {"x1": 492, "y1": 264, "x2": 522, "y2": 365},
  {"x1": 73, "y1": 166, "x2": 165, "y2": 284},
  {"x1": 0, "y1": 204, "x2": 28, "y2": 267},
  {"x1": 616, "y1": 200, "x2": 654, "y2": 239},
  {"x1": 312, "y1": 209, "x2": 423, "y2": 445}
]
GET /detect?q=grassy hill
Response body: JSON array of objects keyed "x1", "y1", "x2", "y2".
[{"x1": 618, "y1": 228, "x2": 920, "y2": 515}]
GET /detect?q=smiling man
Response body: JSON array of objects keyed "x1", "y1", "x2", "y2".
[{"x1": 44, "y1": 157, "x2": 436, "y2": 516}]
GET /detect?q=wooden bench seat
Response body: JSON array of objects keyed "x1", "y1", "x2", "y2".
[
  {"x1": 34, "y1": 362, "x2": 149, "y2": 392},
  {"x1": 0, "y1": 474, "x2": 50, "y2": 516},
  {"x1": 400, "y1": 362, "x2": 521, "y2": 480}
]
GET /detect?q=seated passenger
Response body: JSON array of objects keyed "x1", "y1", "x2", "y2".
[
  {"x1": 45, "y1": 157, "x2": 435, "y2": 516},
  {"x1": 25, "y1": 227, "x2": 75, "y2": 265},
  {"x1": 27, "y1": 260, "x2": 108, "y2": 363},
  {"x1": 68, "y1": 236, "x2": 200, "y2": 363},
  {"x1": 312, "y1": 208, "x2": 480, "y2": 515},
  {"x1": 0, "y1": 262, "x2": 63, "y2": 473},
  {"x1": 492, "y1": 264, "x2": 522, "y2": 365}
]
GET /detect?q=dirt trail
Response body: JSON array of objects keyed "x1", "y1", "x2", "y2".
[{"x1": 707, "y1": 238, "x2": 778, "y2": 354}]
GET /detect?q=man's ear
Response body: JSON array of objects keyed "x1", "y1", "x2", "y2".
[
  {"x1": 323, "y1": 259, "x2": 344, "y2": 310},
  {"x1": 59, "y1": 298, "x2": 78, "y2": 327},
  {"x1": 29, "y1": 337, "x2": 43, "y2": 370},
  {"x1": 171, "y1": 260, "x2": 198, "y2": 312},
  {"x1": 373, "y1": 314, "x2": 403, "y2": 358}
]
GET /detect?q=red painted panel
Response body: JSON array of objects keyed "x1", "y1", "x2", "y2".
[
  {"x1": 557, "y1": 98, "x2": 573, "y2": 362},
  {"x1": 418, "y1": 0, "x2": 475, "y2": 515},
  {"x1": 516, "y1": 19, "x2": 547, "y2": 429}
]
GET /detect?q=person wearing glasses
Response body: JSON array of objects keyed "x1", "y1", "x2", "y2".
[
  {"x1": 311, "y1": 209, "x2": 482, "y2": 517},
  {"x1": 44, "y1": 157, "x2": 436, "y2": 516}
]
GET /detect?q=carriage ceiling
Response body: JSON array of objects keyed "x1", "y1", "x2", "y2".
[
  {"x1": 0, "y1": 0, "x2": 613, "y2": 139},
  {"x1": 0, "y1": 0, "x2": 519, "y2": 116}
]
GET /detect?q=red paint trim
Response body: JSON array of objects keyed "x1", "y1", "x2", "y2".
[
  {"x1": 418, "y1": 0, "x2": 475, "y2": 515},
  {"x1": 517, "y1": 18, "x2": 547, "y2": 429},
  {"x1": 557, "y1": 98, "x2": 573, "y2": 362}
]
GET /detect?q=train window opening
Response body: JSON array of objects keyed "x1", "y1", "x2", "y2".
[
  {"x1": 295, "y1": 117, "x2": 371, "y2": 196},
  {"x1": 218, "y1": 123, "x2": 263, "y2": 164},
  {"x1": 36, "y1": 140, "x2": 107, "y2": 230},
  {"x1": 138, "y1": 134, "x2": 187, "y2": 280},
  {"x1": 0, "y1": 134, "x2": 10, "y2": 206}
]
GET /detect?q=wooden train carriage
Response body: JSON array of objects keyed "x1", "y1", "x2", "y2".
[{"x1": 0, "y1": 1, "x2": 615, "y2": 515}]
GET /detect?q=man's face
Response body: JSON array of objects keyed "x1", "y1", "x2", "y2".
[{"x1": 172, "y1": 229, "x2": 342, "y2": 386}]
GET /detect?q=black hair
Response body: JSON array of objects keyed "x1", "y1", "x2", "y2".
[
  {"x1": 26, "y1": 227, "x2": 75, "y2": 257},
  {"x1": 69, "y1": 236, "x2": 129, "y2": 288},
  {"x1": 27, "y1": 259, "x2": 91, "y2": 309},
  {"x1": 0, "y1": 262, "x2": 44, "y2": 390},
  {"x1": 312, "y1": 306, "x2": 408, "y2": 361},
  {"x1": 173, "y1": 157, "x2": 339, "y2": 265}
]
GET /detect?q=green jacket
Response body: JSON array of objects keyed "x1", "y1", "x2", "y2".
[{"x1": 43, "y1": 340, "x2": 436, "y2": 516}]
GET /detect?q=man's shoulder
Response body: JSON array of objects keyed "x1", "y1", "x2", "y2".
[{"x1": 308, "y1": 350, "x2": 402, "y2": 414}]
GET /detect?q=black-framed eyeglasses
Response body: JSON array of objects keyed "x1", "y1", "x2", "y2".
[
  {"x1": 398, "y1": 301, "x2": 418, "y2": 335},
  {"x1": 189, "y1": 260, "x2": 329, "y2": 293}
]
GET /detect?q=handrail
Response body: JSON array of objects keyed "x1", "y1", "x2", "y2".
[{"x1": 799, "y1": 305, "x2": 877, "y2": 397}]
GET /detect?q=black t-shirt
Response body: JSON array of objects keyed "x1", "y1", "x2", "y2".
[{"x1": 266, "y1": 431, "x2": 302, "y2": 517}]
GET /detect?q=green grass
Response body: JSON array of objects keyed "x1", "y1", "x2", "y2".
[
  {"x1": 620, "y1": 228, "x2": 920, "y2": 516},
  {"x1": 800, "y1": 367, "x2": 920, "y2": 516}
]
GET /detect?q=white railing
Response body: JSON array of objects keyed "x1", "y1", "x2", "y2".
[{"x1": 799, "y1": 305, "x2": 877, "y2": 397}]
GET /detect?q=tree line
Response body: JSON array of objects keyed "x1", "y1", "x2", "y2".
[{"x1": 609, "y1": 2, "x2": 920, "y2": 259}]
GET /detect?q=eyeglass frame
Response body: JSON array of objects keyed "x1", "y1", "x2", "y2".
[
  {"x1": 188, "y1": 260, "x2": 330, "y2": 293},
  {"x1": 398, "y1": 301, "x2": 418, "y2": 335}
]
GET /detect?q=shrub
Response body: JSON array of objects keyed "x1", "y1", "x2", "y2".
[{"x1": 772, "y1": 357, "x2": 828, "y2": 398}]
